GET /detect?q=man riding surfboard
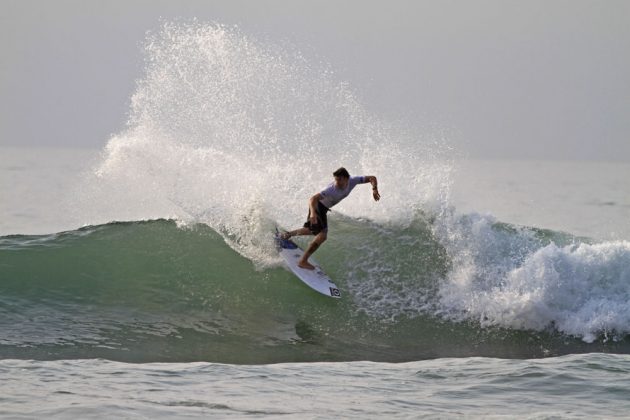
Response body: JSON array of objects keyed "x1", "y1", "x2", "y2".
[{"x1": 281, "y1": 167, "x2": 380, "y2": 270}]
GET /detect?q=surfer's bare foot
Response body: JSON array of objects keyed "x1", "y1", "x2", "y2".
[
  {"x1": 298, "y1": 260, "x2": 315, "y2": 270},
  {"x1": 280, "y1": 231, "x2": 292, "y2": 240}
]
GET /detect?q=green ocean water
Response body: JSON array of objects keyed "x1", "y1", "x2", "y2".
[{"x1": 2, "y1": 219, "x2": 629, "y2": 364}]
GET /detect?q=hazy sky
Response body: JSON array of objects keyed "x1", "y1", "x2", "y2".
[{"x1": 1, "y1": 0, "x2": 629, "y2": 161}]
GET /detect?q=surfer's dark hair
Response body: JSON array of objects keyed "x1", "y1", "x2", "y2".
[{"x1": 333, "y1": 167, "x2": 350, "y2": 178}]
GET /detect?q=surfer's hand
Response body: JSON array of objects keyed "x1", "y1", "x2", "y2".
[
  {"x1": 373, "y1": 189, "x2": 380, "y2": 201},
  {"x1": 310, "y1": 215, "x2": 318, "y2": 225}
]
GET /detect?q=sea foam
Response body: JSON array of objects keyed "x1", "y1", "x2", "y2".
[
  {"x1": 76, "y1": 21, "x2": 452, "y2": 266},
  {"x1": 435, "y1": 211, "x2": 630, "y2": 342}
]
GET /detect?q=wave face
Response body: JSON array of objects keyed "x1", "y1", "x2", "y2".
[{"x1": 1, "y1": 220, "x2": 629, "y2": 363}]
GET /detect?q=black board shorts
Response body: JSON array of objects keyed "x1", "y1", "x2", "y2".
[{"x1": 303, "y1": 201, "x2": 329, "y2": 235}]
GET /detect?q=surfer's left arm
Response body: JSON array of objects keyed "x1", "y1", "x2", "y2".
[{"x1": 363, "y1": 176, "x2": 380, "y2": 201}]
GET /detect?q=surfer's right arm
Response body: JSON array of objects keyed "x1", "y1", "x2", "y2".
[{"x1": 309, "y1": 193, "x2": 322, "y2": 224}]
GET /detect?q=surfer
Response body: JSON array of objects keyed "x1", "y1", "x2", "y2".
[{"x1": 281, "y1": 167, "x2": 380, "y2": 270}]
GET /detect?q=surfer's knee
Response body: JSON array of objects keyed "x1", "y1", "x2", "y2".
[{"x1": 316, "y1": 232, "x2": 327, "y2": 243}]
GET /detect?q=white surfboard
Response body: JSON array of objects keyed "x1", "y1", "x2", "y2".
[{"x1": 275, "y1": 231, "x2": 341, "y2": 298}]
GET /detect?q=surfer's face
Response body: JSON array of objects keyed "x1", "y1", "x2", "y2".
[{"x1": 334, "y1": 176, "x2": 349, "y2": 189}]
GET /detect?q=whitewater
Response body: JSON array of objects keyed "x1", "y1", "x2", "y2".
[{"x1": 2, "y1": 21, "x2": 630, "y2": 418}]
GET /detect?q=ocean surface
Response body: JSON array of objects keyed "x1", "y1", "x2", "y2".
[{"x1": 2, "y1": 22, "x2": 630, "y2": 418}]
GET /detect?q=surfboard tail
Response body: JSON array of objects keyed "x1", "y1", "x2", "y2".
[{"x1": 274, "y1": 228, "x2": 340, "y2": 298}]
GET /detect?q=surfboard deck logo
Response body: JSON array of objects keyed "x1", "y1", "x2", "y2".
[{"x1": 275, "y1": 230, "x2": 341, "y2": 298}]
